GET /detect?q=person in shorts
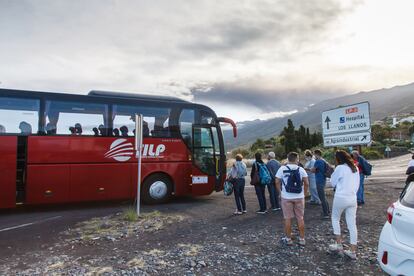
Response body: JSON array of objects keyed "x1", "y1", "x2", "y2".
[{"x1": 275, "y1": 152, "x2": 309, "y2": 246}]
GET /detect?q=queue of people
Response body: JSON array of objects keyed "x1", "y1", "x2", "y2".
[{"x1": 227, "y1": 149, "x2": 363, "y2": 260}]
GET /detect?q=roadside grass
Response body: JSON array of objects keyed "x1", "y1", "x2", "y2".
[
  {"x1": 65, "y1": 209, "x2": 185, "y2": 242},
  {"x1": 123, "y1": 207, "x2": 138, "y2": 222},
  {"x1": 122, "y1": 208, "x2": 162, "y2": 222}
]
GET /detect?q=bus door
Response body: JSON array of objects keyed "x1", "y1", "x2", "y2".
[
  {"x1": 0, "y1": 96, "x2": 41, "y2": 208},
  {"x1": 191, "y1": 125, "x2": 220, "y2": 195},
  {"x1": 0, "y1": 136, "x2": 17, "y2": 208}
]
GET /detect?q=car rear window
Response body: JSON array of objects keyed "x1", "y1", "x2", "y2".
[{"x1": 401, "y1": 182, "x2": 414, "y2": 208}]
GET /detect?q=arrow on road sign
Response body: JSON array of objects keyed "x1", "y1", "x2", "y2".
[
  {"x1": 324, "y1": 116, "x2": 331, "y2": 129},
  {"x1": 361, "y1": 135, "x2": 367, "y2": 141}
]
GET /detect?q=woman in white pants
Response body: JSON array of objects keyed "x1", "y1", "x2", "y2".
[{"x1": 329, "y1": 150, "x2": 360, "y2": 260}]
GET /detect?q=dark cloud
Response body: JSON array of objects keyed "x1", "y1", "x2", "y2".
[
  {"x1": 191, "y1": 82, "x2": 342, "y2": 112},
  {"x1": 179, "y1": 0, "x2": 347, "y2": 59}
]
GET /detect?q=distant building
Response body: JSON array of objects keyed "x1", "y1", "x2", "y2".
[
  {"x1": 390, "y1": 128, "x2": 410, "y2": 140},
  {"x1": 392, "y1": 117, "x2": 398, "y2": 127},
  {"x1": 373, "y1": 120, "x2": 385, "y2": 126},
  {"x1": 400, "y1": 116, "x2": 414, "y2": 124}
]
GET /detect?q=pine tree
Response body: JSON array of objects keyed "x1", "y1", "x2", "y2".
[
  {"x1": 305, "y1": 127, "x2": 311, "y2": 149},
  {"x1": 282, "y1": 119, "x2": 297, "y2": 153}
]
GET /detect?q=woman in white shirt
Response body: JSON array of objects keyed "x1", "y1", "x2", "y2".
[{"x1": 329, "y1": 150, "x2": 360, "y2": 260}]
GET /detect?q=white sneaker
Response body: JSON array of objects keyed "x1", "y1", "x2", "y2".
[
  {"x1": 344, "y1": 250, "x2": 357, "y2": 260},
  {"x1": 329, "y1": 243, "x2": 344, "y2": 252},
  {"x1": 242, "y1": 210, "x2": 247, "y2": 214},
  {"x1": 281, "y1": 237, "x2": 293, "y2": 246},
  {"x1": 234, "y1": 210, "x2": 242, "y2": 215},
  {"x1": 298, "y1": 238, "x2": 306, "y2": 246}
]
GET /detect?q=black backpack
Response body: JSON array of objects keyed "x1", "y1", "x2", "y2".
[
  {"x1": 324, "y1": 160, "x2": 334, "y2": 178},
  {"x1": 282, "y1": 166, "x2": 302, "y2": 194}
]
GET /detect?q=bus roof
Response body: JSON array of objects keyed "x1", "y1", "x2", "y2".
[
  {"x1": 0, "y1": 88, "x2": 191, "y2": 104},
  {"x1": 88, "y1": 90, "x2": 190, "y2": 103}
]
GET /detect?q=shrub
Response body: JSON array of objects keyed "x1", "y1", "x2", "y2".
[{"x1": 362, "y1": 149, "x2": 383, "y2": 160}]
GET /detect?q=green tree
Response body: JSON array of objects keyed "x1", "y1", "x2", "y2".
[
  {"x1": 231, "y1": 148, "x2": 250, "y2": 159},
  {"x1": 371, "y1": 124, "x2": 388, "y2": 143},
  {"x1": 409, "y1": 125, "x2": 414, "y2": 136},
  {"x1": 296, "y1": 125, "x2": 306, "y2": 150},
  {"x1": 250, "y1": 138, "x2": 265, "y2": 152},
  {"x1": 311, "y1": 132, "x2": 322, "y2": 147},
  {"x1": 305, "y1": 127, "x2": 312, "y2": 149},
  {"x1": 281, "y1": 119, "x2": 297, "y2": 153}
]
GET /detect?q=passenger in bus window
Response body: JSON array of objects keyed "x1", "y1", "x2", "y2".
[
  {"x1": 98, "y1": 124, "x2": 105, "y2": 136},
  {"x1": 120, "y1": 126, "x2": 129, "y2": 136},
  {"x1": 0, "y1": 124, "x2": 5, "y2": 133},
  {"x1": 75, "y1": 123, "x2": 82, "y2": 135},
  {"x1": 113, "y1": 128, "x2": 120, "y2": 136},
  {"x1": 153, "y1": 116, "x2": 169, "y2": 137},
  {"x1": 69, "y1": 126, "x2": 76, "y2": 135},
  {"x1": 143, "y1": 121, "x2": 150, "y2": 136},
  {"x1": 19, "y1": 121, "x2": 32, "y2": 135},
  {"x1": 45, "y1": 123, "x2": 56, "y2": 135},
  {"x1": 93, "y1": 127, "x2": 99, "y2": 136}
]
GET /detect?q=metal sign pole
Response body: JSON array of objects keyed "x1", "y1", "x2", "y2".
[{"x1": 134, "y1": 114, "x2": 143, "y2": 216}]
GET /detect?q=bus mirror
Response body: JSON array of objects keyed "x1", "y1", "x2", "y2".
[{"x1": 217, "y1": 117, "x2": 237, "y2": 138}]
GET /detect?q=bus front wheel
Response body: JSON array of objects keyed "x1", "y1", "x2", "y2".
[{"x1": 142, "y1": 174, "x2": 172, "y2": 204}]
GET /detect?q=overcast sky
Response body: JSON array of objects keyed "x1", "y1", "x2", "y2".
[{"x1": 1, "y1": 0, "x2": 414, "y2": 122}]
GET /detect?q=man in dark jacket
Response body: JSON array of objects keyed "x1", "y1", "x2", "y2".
[
  {"x1": 266, "y1": 152, "x2": 281, "y2": 211},
  {"x1": 352, "y1": 150, "x2": 371, "y2": 205}
]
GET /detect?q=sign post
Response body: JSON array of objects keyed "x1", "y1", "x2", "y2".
[
  {"x1": 322, "y1": 102, "x2": 371, "y2": 147},
  {"x1": 385, "y1": 146, "x2": 391, "y2": 158},
  {"x1": 134, "y1": 114, "x2": 144, "y2": 216}
]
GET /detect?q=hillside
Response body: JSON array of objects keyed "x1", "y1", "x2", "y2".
[{"x1": 224, "y1": 82, "x2": 414, "y2": 149}]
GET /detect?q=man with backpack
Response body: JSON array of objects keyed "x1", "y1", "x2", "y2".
[
  {"x1": 351, "y1": 150, "x2": 372, "y2": 206},
  {"x1": 250, "y1": 152, "x2": 273, "y2": 214},
  {"x1": 275, "y1": 152, "x2": 309, "y2": 246},
  {"x1": 311, "y1": 149, "x2": 331, "y2": 219}
]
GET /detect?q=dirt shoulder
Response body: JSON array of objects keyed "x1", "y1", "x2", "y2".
[
  {"x1": 1, "y1": 155, "x2": 410, "y2": 275},
  {"x1": 0, "y1": 177, "x2": 403, "y2": 275}
]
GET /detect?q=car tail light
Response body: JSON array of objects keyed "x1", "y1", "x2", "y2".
[
  {"x1": 387, "y1": 203, "x2": 395, "y2": 224},
  {"x1": 382, "y1": 251, "x2": 388, "y2": 265}
]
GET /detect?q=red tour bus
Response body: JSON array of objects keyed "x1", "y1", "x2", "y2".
[{"x1": 0, "y1": 89, "x2": 237, "y2": 208}]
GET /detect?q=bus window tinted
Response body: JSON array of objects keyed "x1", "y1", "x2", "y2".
[
  {"x1": 0, "y1": 97, "x2": 39, "y2": 135},
  {"x1": 200, "y1": 110, "x2": 214, "y2": 125},
  {"x1": 45, "y1": 101, "x2": 108, "y2": 135},
  {"x1": 193, "y1": 127, "x2": 215, "y2": 175},
  {"x1": 179, "y1": 109, "x2": 194, "y2": 148},
  {"x1": 113, "y1": 105, "x2": 172, "y2": 137}
]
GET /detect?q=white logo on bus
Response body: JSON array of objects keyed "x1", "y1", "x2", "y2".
[
  {"x1": 105, "y1": 139, "x2": 134, "y2": 162},
  {"x1": 105, "y1": 139, "x2": 166, "y2": 162}
]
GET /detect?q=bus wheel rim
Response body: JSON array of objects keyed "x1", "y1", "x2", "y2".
[{"x1": 149, "y1": 181, "x2": 168, "y2": 199}]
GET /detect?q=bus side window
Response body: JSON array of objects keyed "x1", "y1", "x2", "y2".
[
  {"x1": 112, "y1": 104, "x2": 172, "y2": 138},
  {"x1": 0, "y1": 97, "x2": 40, "y2": 135},
  {"x1": 179, "y1": 109, "x2": 194, "y2": 148},
  {"x1": 45, "y1": 101, "x2": 108, "y2": 136}
]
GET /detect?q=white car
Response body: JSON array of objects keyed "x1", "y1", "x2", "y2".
[{"x1": 378, "y1": 181, "x2": 414, "y2": 275}]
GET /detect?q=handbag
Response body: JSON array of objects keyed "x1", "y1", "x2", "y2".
[
  {"x1": 223, "y1": 180, "x2": 234, "y2": 196},
  {"x1": 250, "y1": 163, "x2": 260, "y2": 186}
]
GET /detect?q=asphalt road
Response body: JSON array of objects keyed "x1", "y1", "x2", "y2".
[{"x1": 0, "y1": 153, "x2": 411, "y2": 274}]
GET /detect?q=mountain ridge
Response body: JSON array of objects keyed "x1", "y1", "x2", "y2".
[{"x1": 224, "y1": 82, "x2": 414, "y2": 149}]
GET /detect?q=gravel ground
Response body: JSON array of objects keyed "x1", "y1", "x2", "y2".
[{"x1": 0, "y1": 156, "x2": 409, "y2": 275}]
